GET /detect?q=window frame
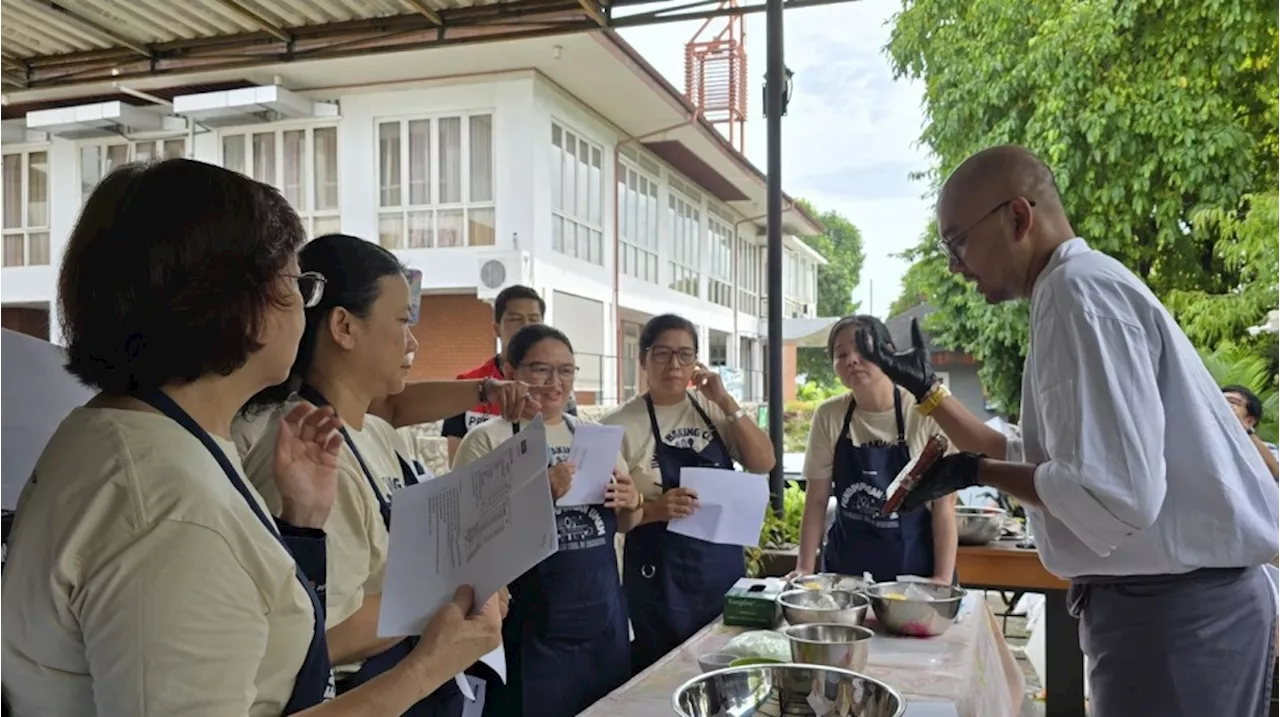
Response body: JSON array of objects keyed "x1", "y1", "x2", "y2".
[
  {"x1": 707, "y1": 209, "x2": 734, "y2": 308},
  {"x1": 219, "y1": 122, "x2": 341, "y2": 238},
  {"x1": 550, "y1": 120, "x2": 605, "y2": 265},
  {"x1": 618, "y1": 159, "x2": 660, "y2": 283},
  {"x1": 2, "y1": 147, "x2": 51, "y2": 268},
  {"x1": 667, "y1": 188, "x2": 702, "y2": 298},
  {"x1": 376, "y1": 112, "x2": 496, "y2": 250}
]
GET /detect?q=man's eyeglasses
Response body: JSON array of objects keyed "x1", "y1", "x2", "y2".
[
  {"x1": 938, "y1": 198, "x2": 1035, "y2": 265},
  {"x1": 520, "y1": 362, "x2": 578, "y2": 383},
  {"x1": 287, "y1": 271, "x2": 326, "y2": 309},
  {"x1": 647, "y1": 346, "x2": 698, "y2": 366}
]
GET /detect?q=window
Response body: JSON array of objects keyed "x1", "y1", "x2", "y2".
[
  {"x1": 377, "y1": 114, "x2": 494, "y2": 249},
  {"x1": 222, "y1": 126, "x2": 339, "y2": 238},
  {"x1": 2, "y1": 150, "x2": 49, "y2": 267},
  {"x1": 618, "y1": 161, "x2": 659, "y2": 283},
  {"x1": 551, "y1": 122, "x2": 604, "y2": 264},
  {"x1": 707, "y1": 210, "x2": 733, "y2": 308},
  {"x1": 80, "y1": 138, "x2": 186, "y2": 203},
  {"x1": 668, "y1": 191, "x2": 701, "y2": 297},
  {"x1": 736, "y1": 235, "x2": 762, "y2": 316}
]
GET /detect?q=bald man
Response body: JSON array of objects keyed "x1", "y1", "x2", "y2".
[{"x1": 860, "y1": 145, "x2": 1279, "y2": 716}]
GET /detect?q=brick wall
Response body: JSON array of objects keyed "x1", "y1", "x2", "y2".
[
  {"x1": 1, "y1": 307, "x2": 50, "y2": 340},
  {"x1": 409, "y1": 294, "x2": 496, "y2": 381}
]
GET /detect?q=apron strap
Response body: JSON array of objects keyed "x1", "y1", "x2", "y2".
[
  {"x1": 893, "y1": 388, "x2": 906, "y2": 443},
  {"x1": 684, "y1": 392, "x2": 728, "y2": 447},
  {"x1": 839, "y1": 395, "x2": 858, "y2": 445},
  {"x1": 298, "y1": 385, "x2": 391, "y2": 516}
]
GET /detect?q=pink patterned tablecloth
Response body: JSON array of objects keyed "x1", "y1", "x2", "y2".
[{"x1": 579, "y1": 593, "x2": 1024, "y2": 717}]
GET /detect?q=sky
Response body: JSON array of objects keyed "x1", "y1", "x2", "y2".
[{"x1": 618, "y1": 0, "x2": 935, "y2": 318}]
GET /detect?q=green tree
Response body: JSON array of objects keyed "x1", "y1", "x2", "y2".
[
  {"x1": 1200, "y1": 342, "x2": 1279, "y2": 444},
  {"x1": 795, "y1": 199, "x2": 866, "y2": 386},
  {"x1": 885, "y1": 0, "x2": 1279, "y2": 415}
]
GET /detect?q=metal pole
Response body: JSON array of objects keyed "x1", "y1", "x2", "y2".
[{"x1": 765, "y1": 0, "x2": 785, "y2": 517}]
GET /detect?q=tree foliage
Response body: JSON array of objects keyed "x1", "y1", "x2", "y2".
[
  {"x1": 796, "y1": 199, "x2": 866, "y2": 386},
  {"x1": 886, "y1": 0, "x2": 1279, "y2": 415},
  {"x1": 1199, "y1": 342, "x2": 1279, "y2": 443}
]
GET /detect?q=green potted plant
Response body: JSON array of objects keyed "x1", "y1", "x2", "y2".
[{"x1": 745, "y1": 480, "x2": 807, "y2": 577}]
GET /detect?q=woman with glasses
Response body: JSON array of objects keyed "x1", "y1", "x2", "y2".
[
  {"x1": 1, "y1": 160, "x2": 500, "y2": 717},
  {"x1": 601, "y1": 313, "x2": 777, "y2": 673},
  {"x1": 791, "y1": 315, "x2": 958, "y2": 584},
  {"x1": 454, "y1": 324, "x2": 642, "y2": 717},
  {"x1": 241, "y1": 234, "x2": 516, "y2": 717}
]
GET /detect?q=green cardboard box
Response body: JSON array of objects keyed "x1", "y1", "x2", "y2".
[{"x1": 723, "y1": 577, "x2": 785, "y2": 629}]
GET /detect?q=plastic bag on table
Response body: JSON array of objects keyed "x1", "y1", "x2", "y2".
[{"x1": 720, "y1": 630, "x2": 791, "y2": 663}]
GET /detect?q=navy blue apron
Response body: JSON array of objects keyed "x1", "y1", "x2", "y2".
[
  {"x1": 483, "y1": 418, "x2": 630, "y2": 717},
  {"x1": 298, "y1": 385, "x2": 464, "y2": 717},
  {"x1": 623, "y1": 394, "x2": 745, "y2": 675},
  {"x1": 820, "y1": 390, "x2": 937, "y2": 582},
  {"x1": 138, "y1": 390, "x2": 334, "y2": 714}
]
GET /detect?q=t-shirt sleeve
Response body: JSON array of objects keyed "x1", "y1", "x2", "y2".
[
  {"x1": 441, "y1": 412, "x2": 468, "y2": 439},
  {"x1": 453, "y1": 427, "x2": 495, "y2": 469},
  {"x1": 324, "y1": 465, "x2": 378, "y2": 626},
  {"x1": 803, "y1": 401, "x2": 837, "y2": 482},
  {"x1": 80, "y1": 520, "x2": 275, "y2": 717}
]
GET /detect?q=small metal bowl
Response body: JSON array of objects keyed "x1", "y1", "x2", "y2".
[
  {"x1": 782, "y1": 622, "x2": 876, "y2": 672},
  {"x1": 696, "y1": 651, "x2": 738, "y2": 673},
  {"x1": 776, "y1": 589, "x2": 869, "y2": 626},
  {"x1": 672, "y1": 663, "x2": 906, "y2": 717},
  {"x1": 787, "y1": 572, "x2": 875, "y2": 594},
  {"x1": 955, "y1": 505, "x2": 1007, "y2": 546},
  {"x1": 865, "y1": 581, "x2": 966, "y2": 637}
]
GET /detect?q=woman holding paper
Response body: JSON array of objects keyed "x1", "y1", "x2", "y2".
[
  {"x1": 793, "y1": 315, "x2": 958, "y2": 584},
  {"x1": 602, "y1": 313, "x2": 777, "y2": 674},
  {"x1": 243, "y1": 234, "x2": 514, "y2": 716},
  {"x1": 1, "y1": 161, "x2": 501, "y2": 717},
  {"x1": 453, "y1": 323, "x2": 642, "y2": 717}
]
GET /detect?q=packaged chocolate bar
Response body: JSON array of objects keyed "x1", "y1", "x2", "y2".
[{"x1": 881, "y1": 434, "x2": 948, "y2": 515}]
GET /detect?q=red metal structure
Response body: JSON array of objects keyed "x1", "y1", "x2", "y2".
[{"x1": 683, "y1": 0, "x2": 749, "y2": 154}]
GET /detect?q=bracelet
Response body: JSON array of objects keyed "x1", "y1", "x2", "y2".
[
  {"x1": 726, "y1": 406, "x2": 749, "y2": 424},
  {"x1": 478, "y1": 378, "x2": 491, "y2": 404},
  {"x1": 634, "y1": 491, "x2": 646, "y2": 510},
  {"x1": 916, "y1": 382, "x2": 950, "y2": 417}
]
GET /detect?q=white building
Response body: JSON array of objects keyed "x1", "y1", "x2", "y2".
[{"x1": 1, "y1": 30, "x2": 825, "y2": 406}]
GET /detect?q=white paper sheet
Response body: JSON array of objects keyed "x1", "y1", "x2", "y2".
[
  {"x1": 666, "y1": 467, "x2": 769, "y2": 547},
  {"x1": 378, "y1": 415, "x2": 559, "y2": 687},
  {"x1": 2, "y1": 330, "x2": 93, "y2": 510},
  {"x1": 556, "y1": 423, "x2": 625, "y2": 506}
]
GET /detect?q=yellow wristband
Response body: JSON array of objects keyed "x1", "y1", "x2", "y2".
[{"x1": 916, "y1": 382, "x2": 950, "y2": 416}]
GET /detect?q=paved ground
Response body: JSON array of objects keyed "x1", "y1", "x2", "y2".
[{"x1": 981, "y1": 592, "x2": 1046, "y2": 717}]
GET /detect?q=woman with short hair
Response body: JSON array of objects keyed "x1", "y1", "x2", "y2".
[
  {"x1": 601, "y1": 313, "x2": 776, "y2": 673},
  {"x1": 0, "y1": 159, "x2": 500, "y2": 717}
]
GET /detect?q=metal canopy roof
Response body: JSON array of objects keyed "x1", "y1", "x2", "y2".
[{"x1": 1, "y1": 0, "x2": 845, "y2": 90}]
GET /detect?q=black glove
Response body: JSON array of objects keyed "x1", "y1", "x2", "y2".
[
  {"x1": 855, "y1": 317, "x2": 938, "y2": 401},
  {"x1": 897, "y1": 452, "x2": 984, "y2": 514}
]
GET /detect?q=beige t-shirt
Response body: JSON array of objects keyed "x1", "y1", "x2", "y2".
[
  {"x1": 803, "y1": 389, "x2": 953, "y2": 510},
  {"x1": 244, "y1": 402, "x2": 405, "y2": 633},
  {"x1": 1, "y1": 408, "x2": 316, "y2": 717},
  {"x1": 600, "y1": 392, "x2": 742, "y2": 500},
  {"x1": 456, "y1": 414, "x2": 628, "y2": 557},
  {"x1": 232, "y1": 410, "x2": 275, "y2": 461}
]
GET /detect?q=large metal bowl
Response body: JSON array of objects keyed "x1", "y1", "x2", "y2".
[
  {"x1": 777, "y1": 589, "x2": 870, "y2": 626},
  {"x1": 955, "y1": 505, "x2": 1007, "y2": 545},
  {"x1": 671, "y1": 663, "x2": 906, "y2": 717},
  {"x1": 782, "y1": 623, "x2": 875, "y2": 673},
  {"x1": 787, "y1": 573, "x2": 875, "y2": 594},
  {"x1": 865, "y1": 582, "x2": 966, "y2": 637}
]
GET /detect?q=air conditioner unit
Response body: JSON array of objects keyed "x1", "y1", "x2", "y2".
[{"x1": 475, "y1": 250, "x2": 532, "y2": 301}]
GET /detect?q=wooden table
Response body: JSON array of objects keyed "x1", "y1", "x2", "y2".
[{"x1": 957, "y1": 542, "x2": 1084, "y2": 717}]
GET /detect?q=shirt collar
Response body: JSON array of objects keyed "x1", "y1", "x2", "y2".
[{"x1": 1032, "y1": 237, "x2": 1089, "y2": 297}]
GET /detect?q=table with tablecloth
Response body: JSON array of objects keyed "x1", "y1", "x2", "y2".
[{"x1": 580, "y1": 592, "x2": 1025, "y2": 717}]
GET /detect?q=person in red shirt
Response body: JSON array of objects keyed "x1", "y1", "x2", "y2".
[{"x1": 442, "y1": 285, "x2": 577, "y2": 464}]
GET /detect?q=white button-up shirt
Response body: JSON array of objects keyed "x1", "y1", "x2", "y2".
[{"x1": 1009, "y1": 238, "x2": 1279, "y2": 578}]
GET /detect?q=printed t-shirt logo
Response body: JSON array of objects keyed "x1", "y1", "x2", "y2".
[{"x1": 649, "y1": 426, "x2": 714, "y2": 469}]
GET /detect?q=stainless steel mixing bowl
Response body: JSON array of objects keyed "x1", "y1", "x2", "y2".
[
  {"x1": 782, "y1": 623, "x2": 875, "y2": 672},
  {"x1": 786, "y1": 573, "x2": 875, "y2": 594},
  {"x1": 671, "y1": 663, "x2": 906, "y2": 717},
  {"x1": 955, "y1": 506, "x2": 1007, "y2": 545},
  {"x1": 776, "y1": 589, "x2": 869, "y2": 626},
  {"x1": 865, "y1": 582, "x2": 966, "y2": 637}
]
